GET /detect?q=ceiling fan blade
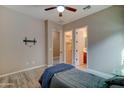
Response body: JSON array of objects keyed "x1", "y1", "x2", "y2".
[
  {"x1": 65, "y1": 6, "x2": 77, "y2": 12},
  {"x1": 59, "y1": 12, "x2": 62, "y2": 17},
  {"x1": 44, "y1": 7, "x2": 56, "y2": 11}
]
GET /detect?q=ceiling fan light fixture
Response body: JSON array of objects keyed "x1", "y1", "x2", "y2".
[{"x1": 57, "y1": 5, "x2": 65, "y2": 12}]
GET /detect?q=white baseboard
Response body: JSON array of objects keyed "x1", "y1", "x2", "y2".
[
  {"x1": 0, "y1": 64, "x2": 46, "y2": 78},
  {"x1": 47, "y1": 64, "x2": 53, "y2": 67},
  {"x1": 86, "y1": 68, "x2": 114, "y2": 79},
  {"x1": 1, "y1": 64, "x2": 114, "y2": 79}
]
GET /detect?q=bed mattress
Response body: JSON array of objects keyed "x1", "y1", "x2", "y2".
[{"x1": 50, "y1": 68, "x2": 108, "y2": 88}]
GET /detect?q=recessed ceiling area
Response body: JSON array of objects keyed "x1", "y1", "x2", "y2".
[{"x1": 3, "y1": 5, "x2": 112, "y2": 25}]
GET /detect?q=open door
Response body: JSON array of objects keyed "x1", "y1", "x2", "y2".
[
  {"x1": 64, "y1": 31, "x2": 73, "y2": 64},
  {"x1": 52, "y1": 31, "x2": 61, "y2": 65},
  {"x1": 75, "y1": 26, "x2": 87, "y2": 69}
]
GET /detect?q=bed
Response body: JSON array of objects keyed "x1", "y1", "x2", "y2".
[
  {"x1": 50, "y1": 68, "x2": 107, "y2": 88},
  {"x1": 39, "y1": 63, "x2": 108, "y2": 88},
  {"x1": 39, "y1": 63, "x2": 124, "y2": 88}
]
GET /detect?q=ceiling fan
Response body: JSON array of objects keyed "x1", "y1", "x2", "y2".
[{"x1": 44, "y1": 5, "x2": 77, "y2": 17}]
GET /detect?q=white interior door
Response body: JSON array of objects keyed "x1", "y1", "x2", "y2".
[{"x1": 75, "y1": 27, "x2": 87, "y2": 66}]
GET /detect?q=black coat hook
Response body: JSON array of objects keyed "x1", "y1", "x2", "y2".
[{"x1": 23, "y1": 37, "x2": 37, "y2": 46}]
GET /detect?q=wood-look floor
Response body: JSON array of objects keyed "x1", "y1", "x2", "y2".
[{"x1": 0, "y1": 67, "x2": 46, "y2": 88}]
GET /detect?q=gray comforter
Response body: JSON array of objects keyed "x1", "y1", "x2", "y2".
[{"x1": 50, "y1": 68, "x2": 108, "y2": 88}]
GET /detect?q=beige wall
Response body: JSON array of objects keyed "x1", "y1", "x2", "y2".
[
  {"x1": 63, "y1": 6, "x2": 124, "y2": 73},
  {"x1": 1, "y1": 5, "x2": 124, "y2": 75},
  {"x1": 0, "y1": 6, "x2": 46, "y2": 75}
]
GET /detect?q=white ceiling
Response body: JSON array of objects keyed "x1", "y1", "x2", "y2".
[{"x1": 3, "y1": 5, "x2": 111, "y2": 25}]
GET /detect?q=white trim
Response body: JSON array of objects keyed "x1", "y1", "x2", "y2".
[
  {"x1": 51, "y1": 31, "x2": 54, "y2": 65},
  {"x1": 47, "y1": 64, "x2": 53, "y2": 67},
  {"x1": 64, "y1": 32, "x2": 66, "y2": 64},
  {"x1": 86, "y1": 68, "x2": 114, "y2": 79},
  {"x1": 0, "y1": 64, "x2": 46, "y2": 78}
]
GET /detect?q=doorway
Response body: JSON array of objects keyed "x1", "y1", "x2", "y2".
[
  {"x1": 64, "y1": 31, "x2": 73, "y2": 64},
  {"x1": 75, "y1": 26, "x2": 87, "y2": 69},
  {"x1": 52, "y1": 31, "x2": 60, "y2": 65}
]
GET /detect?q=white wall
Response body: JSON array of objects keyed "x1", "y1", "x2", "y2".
[
  {"x1": 88, "y1": 6, "x2": 124, "y2": 73},
  {"x1": 0, "y1": 6, "x2": 45, "y2": 75},
  {"x1": 64, "y1": 6, "x2": 124, "y2": 74}
]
